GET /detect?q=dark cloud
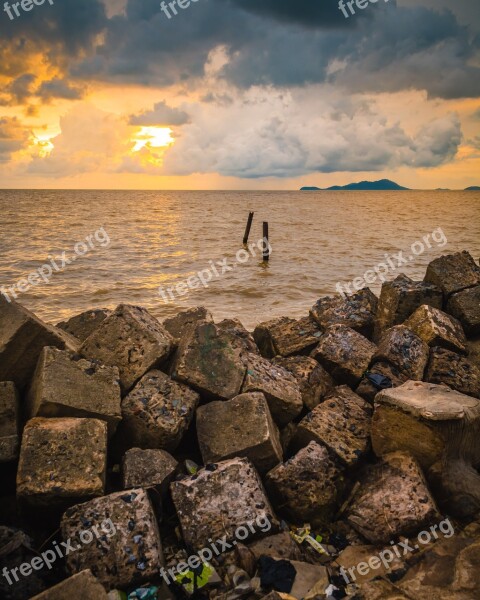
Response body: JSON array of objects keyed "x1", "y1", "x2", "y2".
[
  {"x1": 129, "y1": 101, "x2": 190, "y2": 126},
  {"x1": 37, "y1": 78, "x2": 85, "y2": 101},
  {"x1": 0, "y1": 117, "x2": 30, "y2": 162}
]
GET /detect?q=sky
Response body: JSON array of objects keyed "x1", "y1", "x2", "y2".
[{"x1": 0, "y1": 0, "x2": 479, "y2": 190}]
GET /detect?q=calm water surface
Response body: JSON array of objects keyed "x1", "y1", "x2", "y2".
[{"x1": 0, "y1": 190, "x2": 479, "y2": 329}]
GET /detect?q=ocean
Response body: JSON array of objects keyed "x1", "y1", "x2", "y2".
[{"x1": 0, "y1": 190, "x2": 479, "y2": 330}]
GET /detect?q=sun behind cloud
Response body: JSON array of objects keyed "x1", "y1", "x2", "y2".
[{"x1": 132, "y1": 126, "x2": 175, "y2": 152}]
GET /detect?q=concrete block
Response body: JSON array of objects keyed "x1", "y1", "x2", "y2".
[
  {"x1": 310, "y1": 288, "x2": 378, "y2": 338},
  {"x1": 253, "y1": 316, "x2": 322, "y2": 359},
  {"x1": 17, "y1": 418, "x2": 107, "y2": 511},
  {"x1": 373, "y1": 274, "x2": 442, "y2": 340},
  {"x1": 61, "y1": 488, "x2": 163, "y2": 590},
  {"x1": 27, "y1": 347, "x2": 122, "y2": 436},
  {"x1": 120, "y1": 370, "x2": 199, "y2": 451},
  {"x1": 404, "y1": 304, "x2": 467, "y2": 354},
  {"x1": 241, "y1": 353, "x2": 303, "y2": 426},
  {"x1": 265, "y1": 442, "x2": 343, "y2": 525},
  {"x1": 347, "y1": 452, "x2": 439, "y2": 545},
  {"x1": 294, "y1": 386, "x2": 372, "y2": 466},
  {"x1": 80, "y1": 304, "x2": 173, "y2": 393},
  {"x1": 0, "y1": 296, "x2": 79, "y2": 391},
  {"x1": 196, "y1": 392, "x2": 282, "y2": 473},
  {"x1": 170, "y1": 321, "x2": 247, "y2": 400},
  {"x1": 57, "y1": 309, "x2": 112, "y2": 342},
  {"x1": 171, "y1": 457, "x2": 278, "y2": 550},
  {"x1": 273, "y1": 356, "x2": 334, "y2": 411},
  {"x1": 311, "y1": 325, "x2": 377, "y2": 387}
]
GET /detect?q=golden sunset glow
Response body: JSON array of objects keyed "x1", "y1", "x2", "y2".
[
  {"x1": 131, "y1": 127, "x2": 175, "y2": 152},
  {"x1": 32, "y1": 135, "x2": 55, "y2": 158}
]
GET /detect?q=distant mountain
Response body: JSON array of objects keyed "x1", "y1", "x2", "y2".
[
  {"x1": 300, "y1": 179, "x2": 409, "y2": 191},
  {"x1": 465, "y1": 186, "x2": 480, "y2": 191}
]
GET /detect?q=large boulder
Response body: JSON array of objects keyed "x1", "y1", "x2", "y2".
[
  {"x1": 0, "y1": 381, "x2": 20, "y2": 463},
  {"x1": 311, "y1": 325, "x2": 377, "y2": 387},
  {"x1": 310, "y1": 288, "x2": 378, "y2": 338},
  {"x1": 372, "y1": 325, "x2": 429, "y2": 380},
  {"x1": 119, "y1": 370, "x2": 199, "y2": 451},
  {"x1": 17, "y1": 418, "x2": 107, "y2": 512},
  {"x1": 0, "y1": 297, "x2": 79, "y2": 390},
  {"x1": 446, "y1": 285, "x2": 480, "y2": 337},
  {"x1": 26, "y1": 347, "x2": 122, "y2": 436},
  {"x1": 162, "y1": 306, "x2": 213, "y2": 342},
  {"x1": 61, "y1": 488, "x2": 163, "y2": 589},
  {"x1": 424, "y1": 251, "x2": 480, "y2": 297},
  {"x1": 373, "y1": 274, "x2": 442, "y2": 341},
  {"x1": 265, "y1": 441, "x2": 343, "y2": 525},
  {"x1": 404, "y1": 304, "x2": 467, "y2": 354},
  {"x1": 170, "y1": 321, "x2": 247, "y2": 400},
  {"x1": 272, "y1": 356, "x2": 334, "y2": 411},
  {"x1": 122, "y1": 448, "x2": 178, "y2": 491},
  {"x1": 346, "y1": 451, "x2": 440, "y2": 544},
  {"x1": 216, "y1": 318, "x2": 260, "y2": 354},
  {"x1": 170, "y1": 457, "x2": 278, "y2": 550},
  {"x1": 80, "y1": 304, "x2": 173, "y2": 393},
  {"x1": 293, "y1": 386, "x2": 372, "y2": 466},
  {"x1": 196, "y1": 392, "x2": 283, "y2": 473},
  {"x1": 57, "y1": 309, "x2": 112, "y2": 342},
  {"x1": 241, "y1": 353, "x2": 303, "y2": 426},
  {"x1": 372, "y1": 380, "x2": 480, "y2": 517},
  {"x1": 253, "y1": 316, "x2": 322, "y2": 359},
  {"x1": 425, "y1": 347, "x2": 480, "y2": 398}
]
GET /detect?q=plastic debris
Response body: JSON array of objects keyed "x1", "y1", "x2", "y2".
[
  {"x1": 365, "y1": 372, "x2": 393, "y2": 390},
  {"x1": 175, "y1": 561, "x2": 219, "y2": 594},
  {"x1": 290, "y1": 524, "x2": 331, "y2": 556},
  {"x1": 128, "y1": 586, "x2": 158, "y2": 600}
]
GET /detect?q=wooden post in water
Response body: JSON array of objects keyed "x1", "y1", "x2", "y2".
[
  {"x1": 243, "y1": 211, "x2": 254, "y2": 245},
  {"x1": 262, "y1": 221, "x2": 270, "y2": 261}
]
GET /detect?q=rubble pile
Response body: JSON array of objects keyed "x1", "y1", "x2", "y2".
[{"x1": 1, "y1": 251, "x2": 480, "y2": 600}]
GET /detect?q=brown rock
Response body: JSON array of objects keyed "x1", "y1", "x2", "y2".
[
  {"x1": 241, "y1": 353, "x2": 303, "y2": 426},
  {"x1": 0, "y1": 527, "x2": 45, "y2": 598},
  {"x1": 424, "y1": 251, "x2": 480, "y2": 297},
  {"x1": 196, "y1": 392, "x2": 282, "y2": 474},
  {"x1": 170, "y1": 457, "x2": 278, "y2": 550},
  {"x1": 397, "y1": 535, "x2": 478, "y2": 600},
  {"x1": 30, "y1": 570, "x2": 109, "y2": 600},
  {"x1": 217, "y1": 318, "x2": 259, "y2": 354},
  {"x1": 0, "y1": 296, "x2": 79, "y2": 391},
  {"x1": 61, "y1": 488, "x2": 163, "y2": 590},
  {"x1": 0, "y1": 381, "x2": 19, "y2": 463},
  {"x1": 265, "y1": 441, "x2": 343, "y2": 525},
  {"x1": 120, "y1": 370, "x2": 199, "y2": 451},
  {"x1": 346, "y1": 451, "x2": 440, "y2": 544},
  {"x1": 122, "y1": 448, "x2": 178, "y2": 490},
  {"x1": 404, "y1": 304, "x2": 467, "y2": 354},
  {"x1": 372, "y1": 381, "x2": 480, "y2": 518},
  {"x1": 170, "y1": 321, "x2": 247, "y2": 400},
  {"x1": 425, "y1": 347, "x2": 480, "y2": 398},
  {"x1": 373, "y1": 274, "x2": 442, "y2": 340},
  {"x1": 289, "y1": 561, "x2": 329, "y2": 600},
  {"x1": 311, "y1": 325, "x2": 377, "y2": 387},
  {"x1": 310, "y1": 288, "x2": 378, "y2": 338},
  {"x1": 294, "y1": 386, "x2": 372, "y2": 466},
  {"x1": 17, "y1": 418, "x2": 107, "y2": 511},
  {"x1": 373, "y1": 325, "x2": 429, "y2": 379},
  {"x1": 272, "y1": 356, "x2": 334, "y2": 411},
  {"x1": 355, "y1": 362, "x2": 408, "y2": 403},
  {"x1": 253, "y1": 316, "x2": 322, "y2": 359},
  {"x1": 248, "y1": 531, "x2": 303, "y2": 562},
  {"x1": 337, "y1": 544, "x2": 405, "y2": 584},
  {"x1": 57, "y1": 309, "x2": 112, "y2": 342},
  {"x1": 26, "y1": 347, "x2": 122, "y2": 437},
  {"x1": 80, "y1": 304, "x2": 173, "y2": 393},
  {"x1": 447, "y1": 285, "x2": 480, "y2": 337},
  {"x1": 162, "y1": 306, "x2": 213, "y2": 342}
]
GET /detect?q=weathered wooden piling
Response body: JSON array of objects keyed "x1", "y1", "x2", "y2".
[
  {"x1": 263, "y1": 221, "x2": 270, "y2": 261},
  {"x1": 243, "y1": 211, "x2": 255, "y2": 245}
]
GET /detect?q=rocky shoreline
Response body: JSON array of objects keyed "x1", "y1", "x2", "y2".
[{"x1": 1, "y1": 251, "x2": 480, "y2": 600}]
